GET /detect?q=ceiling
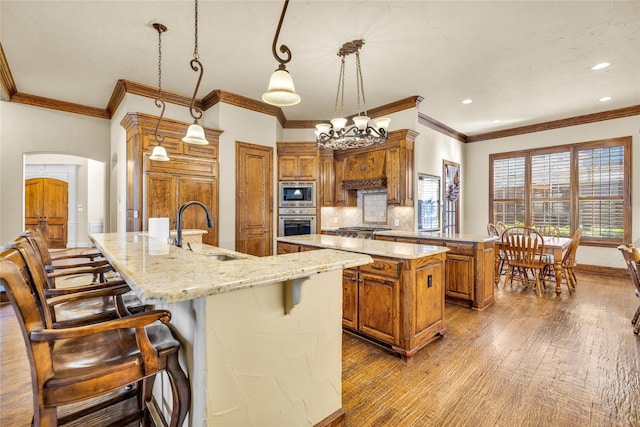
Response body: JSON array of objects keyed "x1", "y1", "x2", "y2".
[{"x1": 2, "y1": 1, "x2": 639, "y2": 136}]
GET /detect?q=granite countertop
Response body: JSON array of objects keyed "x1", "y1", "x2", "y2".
[
  {"x1": 90, "y1": 233, "x2": 372, "y2": 304},
  {"x1": 375, "y1": 230, "x2": 498, "y2": 243},
  {"x1": 277, "y1": 234, "x2": 449, "y2": 259}
]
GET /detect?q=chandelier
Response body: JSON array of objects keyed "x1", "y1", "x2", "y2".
[
  {"x1": 262, "y1": 0, "x2": 301, "y2": 107},
  {"x1": 149, "y1": 22, "x2": 170, "y2": 162},
  {"x1": 316, "y1": 39, "x2": 390, "y2": 150},
  {"x1": 182, "y1": 0, "x2": 209, "y2": 145}
]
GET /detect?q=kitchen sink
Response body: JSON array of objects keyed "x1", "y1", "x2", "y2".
[{"x1": 205, "y1": 253, "x2": 243, "y2": 261}]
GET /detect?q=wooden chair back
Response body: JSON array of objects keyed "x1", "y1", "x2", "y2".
[
  {"x1": 562, "y1": 226, "x2": 583, "y2": 268},
  {"x1": 495, "y1": 222, "x2": 507, "y2": 236},
  {"x1": 502, "y1": 226, "x2": 545, "y2": 270},
  {"x1": 487, "y1": 223, "x2": 499, "y2": 237},
  {"x1": 618, "y1": 244, "x2": 640, "y2": 293},
  {"x1": 0, "y1": 246, "x2": 191, "y2": 426},
  {"x1": 532, "y1": 223, "x2": 560, "y2": 237}
]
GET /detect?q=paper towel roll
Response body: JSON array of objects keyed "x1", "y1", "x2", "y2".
[{"x1": 148, "y1": 217, "x2": 170, "y2": 243}]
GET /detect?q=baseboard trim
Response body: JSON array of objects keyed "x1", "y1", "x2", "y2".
[
  {"x1": 315, "y1": 408, "x2": 345, "y2": 427},
  {"x1": 575, "y1": 264, "x2": 628, "y2": 278}
]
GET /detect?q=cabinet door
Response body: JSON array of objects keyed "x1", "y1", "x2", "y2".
[
  {"x1": 415, "y1": 260, "x2": 444, "y2": 336},
  {"x1": 445, "y1": 253, "x2": 474, "y2": 301},
  {"x1": 319, "y1": 155, "x2": 335, "y2": 206},
  {"x1": 297, "y1": 155, "x2": 317, "y2": 180},
  {"x1": 278, "y1": 155, "x2": 298, "y2": 180},
  {"x1": 146, "y1": 174, "x2": 177, "y2": 225},
  {"x1": 342, "y1": 269, "x2": 359, "y2": 330},
  {"x1": 386, "y1": 147, "x2": 401, "y2": 204},
  {"x1": 333, "y1": 158, "x2": 355, "y2": 206},
  {"x1": 177, "y1": 176, "x2": 217, "y2": 246},
  {"x1": 358, "y1": 272, "x2": 399, "y2": 345}
]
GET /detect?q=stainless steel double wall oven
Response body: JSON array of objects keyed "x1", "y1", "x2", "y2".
[{"x1": 278, "y1": 181, "x2": 316, "y2": 236}]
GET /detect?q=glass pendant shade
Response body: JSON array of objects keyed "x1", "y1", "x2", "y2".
[
  {"x1": 373, "y1": 117, "x2": 391, "y2": 132},
  {"x1": 262, "y1": 67, "x2": 301, "y2": 106},
  {"x1": 330, "y1": 118, "x2": 348, "y2": 132},
  {"x1": 182, "y1": 122, "x2": 209, "y2": 145},
  {"x1": 149, "y1": 145, "x2": 170, "y2": 161},
  {"x1": 353, "y1": 116, "x2": 370, "y2": 131}
]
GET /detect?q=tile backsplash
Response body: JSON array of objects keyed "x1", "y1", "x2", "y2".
[{"x1": 320, "y1": 190, "x2": 414, "y2": 230}]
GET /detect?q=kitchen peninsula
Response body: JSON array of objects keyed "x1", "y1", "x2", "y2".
[
  {"x1": 90, "y1": 232, "x2": 372, "y2": 427},
  {"x1": 277, "y1": 234, "x2": 449, "y2": 361},
  {"x1": 375, "y1": 231, "x2": 497, "y2": 310}
]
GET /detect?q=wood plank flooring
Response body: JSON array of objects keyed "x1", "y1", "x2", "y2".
[{"x1": 2, "y1": 272, "x2": 639, "y2": 426}]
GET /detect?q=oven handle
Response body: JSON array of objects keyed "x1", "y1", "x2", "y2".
[{"x1": 280, "y1": 216, "x2": 316, "y2": 221}]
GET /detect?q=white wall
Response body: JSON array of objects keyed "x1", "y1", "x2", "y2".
[
  {"x1": 0, "y1": 102, "x2": 110, "y2": 245},
  {"x1": 216, "y1": 103, "x2": 279, "y2": 251},
  {"x1": 464, "y1": 115, "x2": 640, "y2": 269},
  {"x1": 414, "y1": 124, "x2": 465, "y2": 230}
]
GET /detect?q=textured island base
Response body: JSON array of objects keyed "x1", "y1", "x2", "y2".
[{"x1": 154, "y1": 269, "x2": 344, "y2": 426}]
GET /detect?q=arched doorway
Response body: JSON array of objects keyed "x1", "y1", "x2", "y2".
[
  {"x1": 25, "y1": 177, "x2": 68, "y2": 248},
  {"x1": 24, "y1": 154, "x2": 106, "y2": 248}
]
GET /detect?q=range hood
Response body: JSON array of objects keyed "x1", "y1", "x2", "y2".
[{"x1": 341, "y1": 151, "x2": 387, "y2": 190}]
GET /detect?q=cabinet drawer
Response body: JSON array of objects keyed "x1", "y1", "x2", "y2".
[
  {"x1": 277, "y1": 242, "x2": 299, "y2": 254},
  {"x1": 359, "y1": 257, "x2": 402, "y2": 278},
  {"x1": 418, "y1": 239, "x2": 474, "y2": 256}
]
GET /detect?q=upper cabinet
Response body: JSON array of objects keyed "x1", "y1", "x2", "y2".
[
  {"x1": 121, "y1": 112, "x2": 223, "y2": 246},
  {"x1": 277, "y1": 142, "x2": 319, "y2": 181},
  {"x1": 320, "y1": 129, "x2": 417, "y2": 207}
]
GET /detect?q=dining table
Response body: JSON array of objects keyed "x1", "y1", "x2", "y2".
[{"x1": 495, "y1": 236, "x2": 572, "y2": 295}]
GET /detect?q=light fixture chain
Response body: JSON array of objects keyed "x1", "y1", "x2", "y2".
[
  {"x1": 157, "y1": 26, "x2": 163, "y2": 97},
  {"x1": 333, "y1": 56, "x2": 346, "y2": 119},
  {"x1": 153, "y1": 23, "x2": 167, "y2": 147},
  {"x1": 193, "y1": 0, "x2": 199, "y2": 59},
  {"x1": 355, "y1": 51, "x2": 367, "y2": 116}
]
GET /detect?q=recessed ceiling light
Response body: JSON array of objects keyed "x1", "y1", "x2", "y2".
[
  {"x1": 599, "y1": 96, "x2": 612, "y2": 102},
  {"x1": 591, "y1": 62, "x2": 610, "y2": 71},
  {"x1": 462, "y1": 99, "x2": 473, "y2": 104},
  {"x1": 492, "y1": 119, "x2": 501, "y2": 124}
]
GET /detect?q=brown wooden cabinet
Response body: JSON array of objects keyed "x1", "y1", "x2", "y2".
[
  {"x1": 122, "y1": 112, "x2": 222, "y2": 246},
  {"x1": 329, "y1": 129, "x2": 416, "y2": 207},
  {"x1": 276, "y1": 142, "x2": 318, "y2": 181},
  {"x1": 276, "y1": 240, "x2": 446, "y2": 360},
  {"x1": 319, "y1": 150, "x2": 335, "y2": 206},
  {"x1": 377, "y1": 234, "x2": 495, "y2": 310}
]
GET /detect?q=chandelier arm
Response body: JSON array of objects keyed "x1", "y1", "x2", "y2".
[
  {"x1": 271, "y1": 0, "x2": 292, "y2": 65},
  {"x1": 188, "y1": 59, "x2": 204, "y2": 121}
]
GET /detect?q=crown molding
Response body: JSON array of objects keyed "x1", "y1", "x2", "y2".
[
  {"x1": 202, "y1": 89, "x2": 286, "y2": 127},
  {"x1": 467, "y1": 105, "x2": 640, "y2": 143},
  {"x1": 120, "y1": 111, "x2": 223, "y2": 141},
  {"x1": 284, "y1": 96, "x2": 425, "y2": 130},
  {"x1": 11, "y1": 92, "x2": 109, "y2": 119},
  {"x1": 0, "y1": 42, "x2": 17, "y2": 101},
  {"x1": 106, "y1": 79, "x2": 197, "y2": 118},
  {"x1": 418, "y1": 113, "x2": 468, "y2": 143}
]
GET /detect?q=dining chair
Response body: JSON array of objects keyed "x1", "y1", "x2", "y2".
[
  {"x1": 0, "y1": 246, "x2": 191, "y2": 426},
  {"x1": 488, "y1": 223, "x2": 508, "y2": 283},
  {"x1": 558, "y1": 226, "x2": 583, "y2": 293},
  {"x1": 532, "y1": 223, "x2": 560, "y2": 237},
  {"x1": 502, "y1": 226, "x2": 546, "y2": 296},
  {"x1": 617, "y1": 244, "x2": 640, "y2": 335}
]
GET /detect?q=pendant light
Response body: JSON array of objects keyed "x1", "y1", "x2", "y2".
[
  {"x1": 262, "y1": 0, "x2": 301, "y2": 107},
  {"x1": 182, "y1": 0, "x2": 209, "y2": 145},
  {"x1": 316, "y1": 40, "x2": 390, "y2": 150},
  {"x1": 149, "y1": 22, "x2": 170, "y2": 161}
]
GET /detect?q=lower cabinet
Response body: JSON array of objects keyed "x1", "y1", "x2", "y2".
[
  {"x1": 276, "y1": 241, "x2": 446, "y2": 360},
  {"x1": 342, "y1": 254, "x2": 445, "y2": 360},
  {"x1": 444, "y1": 253, "x2": 474, "y2": 302}
]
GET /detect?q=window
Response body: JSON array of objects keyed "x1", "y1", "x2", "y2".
[
  {"x1": 490, "y1": 137, "x2": 631, "y2": 246},
  {"x1": 417, "y1": 174, "x2": 440, "y2": 231}
]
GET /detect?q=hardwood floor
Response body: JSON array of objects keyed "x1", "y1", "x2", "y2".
[{"x1": 2, "y1": 272, "x2": 639, "y2": 426}]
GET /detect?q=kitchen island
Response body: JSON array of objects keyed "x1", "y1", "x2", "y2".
[
  {"x1": 277, "y1": 234, "x2": 449, "y2": 361},
  {"x1": 375, "y1": 231, "x2": 497, "y2": 309},
  {"x1": 90, "y1": 232, "x2": 372, "y2": 427}
]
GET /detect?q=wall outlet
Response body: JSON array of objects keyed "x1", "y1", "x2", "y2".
[
  {"x1": 333, "y1": 217, "x2": 338, "y2": 224},
  {"x1": 394, "y1": 218, "x2": 400, "y2": 227}
]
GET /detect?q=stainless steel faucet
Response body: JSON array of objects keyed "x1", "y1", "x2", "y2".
[{"x1": 175, "y1": 201, "x2": 214, "y2": 247}]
